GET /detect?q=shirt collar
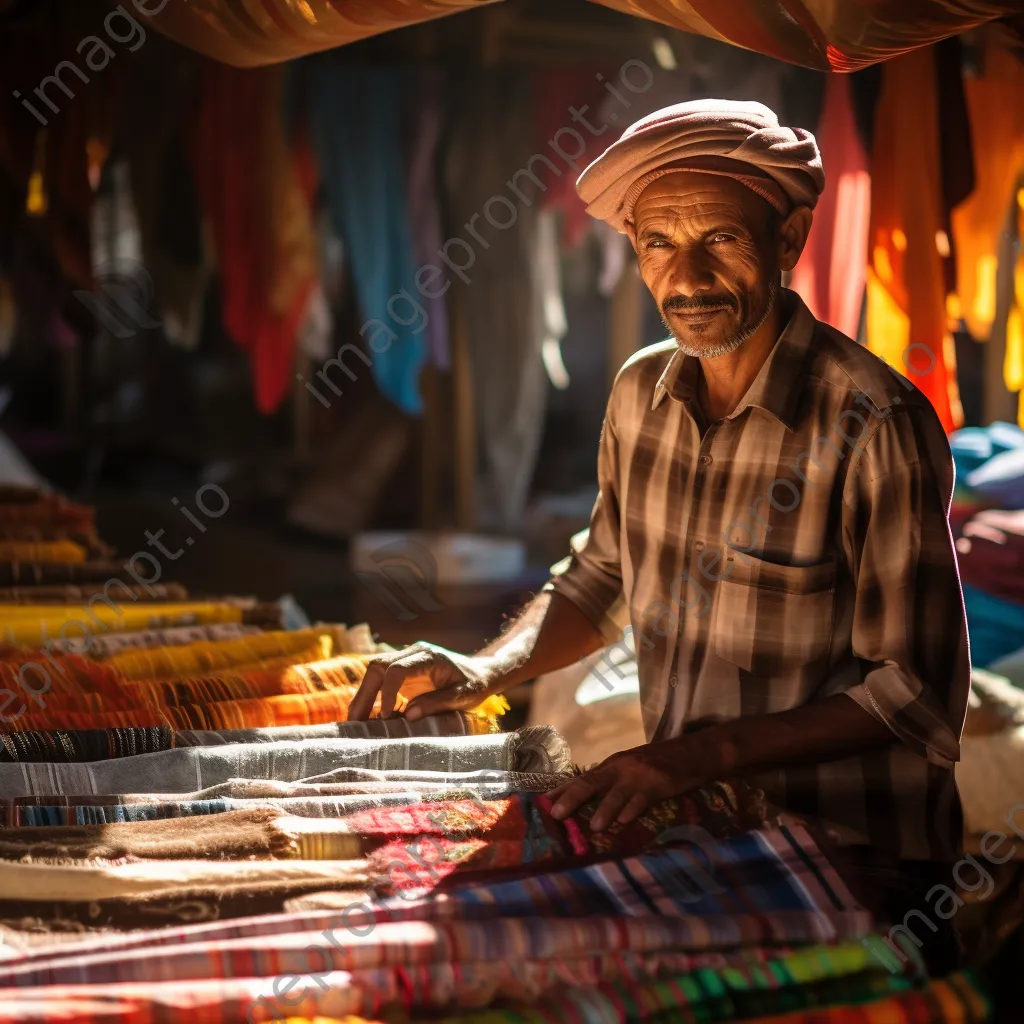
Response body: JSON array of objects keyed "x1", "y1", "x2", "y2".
[{"x1": 651, "y1": 289, "x2": 816, "y2": 432}]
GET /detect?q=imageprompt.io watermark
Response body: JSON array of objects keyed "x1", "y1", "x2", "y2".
[{"x1": 355, "y1": 539, "x2": 445, "y2": 623}]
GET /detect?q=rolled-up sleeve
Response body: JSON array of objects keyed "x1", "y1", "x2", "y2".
[
  {"x1": 543, "y1": 404, "x2": 624, "y2": 633},
  {"x1": 840, "y1": 403, "x2": 970, "y2": 768}
]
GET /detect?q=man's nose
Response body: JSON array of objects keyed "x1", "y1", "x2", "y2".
[{"x1": 667, "y1": 248, "x2": 715, "y2": 297}]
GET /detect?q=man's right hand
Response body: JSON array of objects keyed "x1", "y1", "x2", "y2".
[{"x1": 347, "y1": 642, "x2": 503, "y2": 722}]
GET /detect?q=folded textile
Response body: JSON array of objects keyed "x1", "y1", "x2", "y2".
[
  {"x1": 172, "y1": 710, "x2": 496, "y2": 746},
  {"x1": 2, "y1": 773, "x2": 569, "y2": 826},
  {"x1": 0, "y1": 728, "x2": 172, "y2": 763},
  {"x1": 0, "y1": 808, "x2": 360, "y2": 862},
  {"x1": 0, "y1": 732, "x2": 570, "y2": 797},
  {"x1": 0, "y1": 583, "x2": 188, "y2": 604},
  {"x1": 0, "y1": 601, "x2": 248, "y2": 648},
  {"x1": 0, "y1": 949, "x2": 942, "y2": 1024},
  {"x1": 106, "y1": 627, "x2": 342, "y2": 680},
  {"x1": 0, "y1": 857, "x2": 369, "y2": 902},
  {"x1": 0, "y1": 915, "x2": 793, "y2": 979},
  {"x1": 367, "y1": 784, "x2": 767, "y2": 891},
  {"x1": 0, "y1": 936, "x2": 912, "y2": 1012},
  {"x1": 962, "y1": 584, "x2": 1024, "y2": 667},
  {"x1": 86, "y1": 623, "x2": 262, "y2": 658},
  {"x1": 956, "y1": 510, "x2": 1024, "y2": 605},
  {"x1": 429, "y1": 971, "x2": 988, "y2": 1024},
  {"x1": 369, "y1": 826, "x2": 873, "y2": 946},
  {"x1": 0, "y1": 562, "x2": 125, "y2": 587},
  {"x1": 0, "y1": 541, "x2": 86, "y2": 564}
]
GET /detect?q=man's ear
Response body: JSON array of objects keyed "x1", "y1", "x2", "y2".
[
  {"x1": 778, "y1": 206, "x2": 812, "y2": 272},
  {"x1": 625, "y1": 220, "x2": 639, "y2": 252}
]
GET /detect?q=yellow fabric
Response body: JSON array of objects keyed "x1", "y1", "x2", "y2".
[
  {"x1": 951, "y1": 35, "x2": 1024, "y2": 341},
  {"x1": 0, "y1": 540, "x2": 86, "y2": 564},
  {"x1": 0, "y1": 602, "x2": 245, "y2": 648},
  {"x1": 104, "y1": 628, "x2": 335, "y2": 680}
]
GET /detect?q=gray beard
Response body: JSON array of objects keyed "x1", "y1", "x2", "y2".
[{"x1": 669, "y1": 278, "x2": 778, "y2": 358}]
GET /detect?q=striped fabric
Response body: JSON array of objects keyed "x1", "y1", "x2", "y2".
[
  {"x1": 0, "y1": 727, "x2": 172, "y2": 763},
  {"x1": 0, "y1": 953, "x2": 976, "y2": 1024},
  {"x1": 375, "y1": 826, "x2": 874, "y2": 946},
  {"x1": 0, "y1": 936, "x2": 912, "y2": 1004},
  {"x1": 0, "y1": 602, "x2": 247, "y2": 648},
  {"x1": 172, "y1": 709, "x2": 497, "y2": 745},
  {"x1": 86, "y1": 622, "x2": 262, "y2": 658},
  {"x1": 106, "y1": 628, "x2": 340, "y2": 680},
  {"x1": 546, "y1": 292, "x2": 969, "y2": 862}
]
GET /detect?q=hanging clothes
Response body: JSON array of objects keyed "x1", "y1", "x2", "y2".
[
  {"x1": 444, "y1": 71, "x2": 550, "y2": 529},
  {"x1": 951, "y1": 33, "x2": 1024, "y2": 426},
  {"x1": 304, "y1": 60, "x2": 426, "y2": 416},
  {"x1": 865, "y1": 46, "x2": 962, "y2": 433},
  {"x1": 191, "y1": 61, "x2": 318, "y2": 414},
  {"x1": 789, "y1": 74, "x2": 870, "y2": 340},
  {"x1": 406, "y1": 68, "x2": 450, "y2": 373}
]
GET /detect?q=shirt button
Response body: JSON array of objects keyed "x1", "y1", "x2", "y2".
[
  {"x1": 669, "y1": 674, "x2": 678, "y2": 688},
  {"x1": 695, "y1": 540, "x2": 705, "y2": 550},
  {"x1": 699, "y1": 453, "x2": 713, "y2": 466}
]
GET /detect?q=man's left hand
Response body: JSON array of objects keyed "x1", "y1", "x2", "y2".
[{"x1": 546, "y1": 742, "x2": 709, "y2": 833}]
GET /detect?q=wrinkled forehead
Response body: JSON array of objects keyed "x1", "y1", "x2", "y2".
[{"x1": 633, "y1": 170, "x2": 768, "y2": 234}]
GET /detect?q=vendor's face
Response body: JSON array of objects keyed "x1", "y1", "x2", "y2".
[{"x1": 630, "y1": 172, "x2": 789, "y2": 358}]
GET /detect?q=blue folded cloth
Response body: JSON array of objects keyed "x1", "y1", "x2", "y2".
[
  {"x1": 965, "y1": 447, "x2": 1024, "y2": 509},
  {"x1": 962, "y1": 584, "x2": 1024, "y2": 667}
]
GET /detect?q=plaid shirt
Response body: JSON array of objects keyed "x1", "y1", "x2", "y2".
[{"x1": 546, "y1": 291, "x2": 970, "y2": 862}]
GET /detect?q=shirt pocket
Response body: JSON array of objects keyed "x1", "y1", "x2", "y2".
[{"x1": 711, "y1": 553, "x2": 836, "y2": 675}]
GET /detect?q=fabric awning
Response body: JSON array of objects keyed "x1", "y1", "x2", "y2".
[{"x1": 146, "y1": 0, "x2": 1022, "y2": 72}]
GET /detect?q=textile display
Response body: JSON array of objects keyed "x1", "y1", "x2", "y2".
[
  {"x1": 0, "y1": 940, "x2": 919, "y2": 1017},
  {"x1": 172, "y1": 709, "x2": 497, "y2": 746},
  {"x1": 0, "y1": 583, "x2": 189, "y2": 604},
  {"x1": 304, "y1": 61, "x2": 426, "y2": 416},
  {"x1": 144, "y1": 0, "x2": 1021, "y2": 73},
  {"x1": 955, "y1": 510, "x2": 1024, "y2": 605},
  {"x1": 0, "y1": 731, "x2": 571, "y2": 797},
  {"x1": 0, "y1": 541, "x2": 85, "y2": 564},
  {"x1": 962, "y1": 585, "x2": 1024, "y2": 668},
  {"x1": 0, "y1": 857, "x2": 369, "y2": 903},
  {"x1": 85, "y1": 622, "x2": 262, "y2": 658},
  {"x1": 0, "y1": 928, "x2": 899, "y2": 991},
  {"x1": 788, "y1": 74, "x2": 870, "y2": 340},
  {"x1": 0, "y1": 972, "x2": 987, "y2": 1024},
  {"x1": 371, "y1": 826, "x2": 874, "y2": 946},
  {"x1": 365, "y1": 784, "x2": 766, "y2": 893},
  {"x1": 0, "y1": 769, "x2": 569, "y2": 826},
  {"x1": 0, "y1": 808, "x2": 354, "y2": 862},
  {"x1": 866, "y1": 46, "x2": 961, "y2": 433},
  {"x1": 0, "y1": 601, "x2": 247, "y2": 648},
  {"x1": 0, "y1": 728, "x2": 173, "y2": 764},
  {"x1": 0, "y1": 562, "x2": 127, "y2": 587},
  {"x1": 102, "y1": 627, "x2": 339, "y2": 679}
]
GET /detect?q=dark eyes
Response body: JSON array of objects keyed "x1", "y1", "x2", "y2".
[{"x1": 708, "y1": 233, "x2": 735, "y2": 244}]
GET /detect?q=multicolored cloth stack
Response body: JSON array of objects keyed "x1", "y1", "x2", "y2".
[{"x1": 0, "y1": 487, "x2": 999, "y2": 1023}]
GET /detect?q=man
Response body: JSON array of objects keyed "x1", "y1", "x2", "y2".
[{"x1": 350, "y1": 100, "x2": 969, "y2": 963}]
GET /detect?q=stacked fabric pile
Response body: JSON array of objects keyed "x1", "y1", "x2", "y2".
[
  {"x1": 0, "y1": 486, "x2": 997, "y2": 1021},
  {"x1": 949, "y1": 422, "x2": 1024, "y2": 670},
  {"x1": 0, "y1": 783, "x2": 991, "y2": 1023}
]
